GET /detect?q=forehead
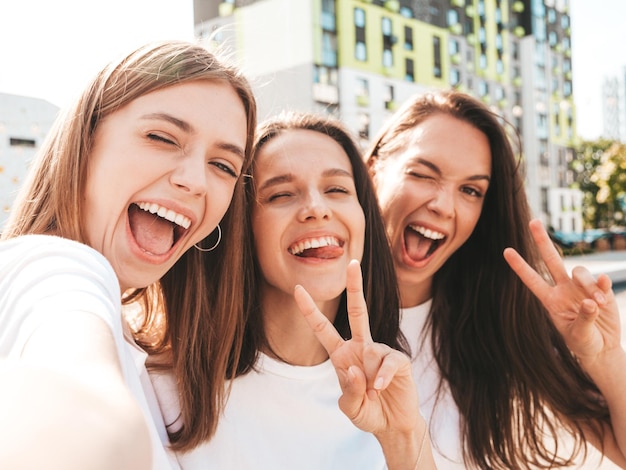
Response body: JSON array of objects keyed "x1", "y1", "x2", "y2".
[
  {"x1": 395, "y1": 114, "x2": 492, "y2": 172},
  {"x1": 254, "y1": 128, "x2": 353, "y2": 176}
]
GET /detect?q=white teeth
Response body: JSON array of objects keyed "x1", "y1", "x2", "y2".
[
  {"x1": 289, "y1": 236, "x2": 340, "y2": 255},
  {"x1": 136, "y1": 202, "x2": 191, "y2": 229},
  {"x1": 409, "y1": 224, "x2": 445, "y2": 240}
]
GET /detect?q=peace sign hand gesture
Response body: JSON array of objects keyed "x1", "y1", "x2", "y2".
[
  {"x1": 503, "y1": 219, "x2": 623, "y2": 372},
  {"x1": 294, "y1": 259, "x2": 434, "y2": 470}
]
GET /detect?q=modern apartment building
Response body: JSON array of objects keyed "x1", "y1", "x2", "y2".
[
  {"x1": 602, "y1": 71, "x2": 626, "y2": 142},
  {"x1": 0, "y1": 93, "x2": 59, "y2": 230},
  {"x1": 193, "y1": 0, "x2": 580, "y2": 230}
]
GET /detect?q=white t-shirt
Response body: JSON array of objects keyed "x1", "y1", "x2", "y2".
[
  {"x1": 154, "y1": 353, "x2": 386, "y2": 470},
  {"x1": 0, "y1": 235, "x2": 179, "y2": 470},
  {"x1": 400, "y1": 301, "x2": 466, "y2": 470}
]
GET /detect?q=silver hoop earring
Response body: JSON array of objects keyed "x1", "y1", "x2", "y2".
[{"x1": 194, "y1": 224, "x2": 222, "y2": 252}]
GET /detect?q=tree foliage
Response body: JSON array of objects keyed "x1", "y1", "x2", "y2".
[{"x1": 571, "y1": 139, "x2": 626, "y2": 229}]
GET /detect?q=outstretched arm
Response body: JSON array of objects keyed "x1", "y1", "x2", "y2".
[
  {"x1": 503, "y1": 219, "x2": 626, "y2": 465},
  {"x1": 294, "y1": 259, "x2": 436, "y2": 470}
]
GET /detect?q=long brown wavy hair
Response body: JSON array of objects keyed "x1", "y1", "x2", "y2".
[
  {"x1": 235, "y1": 111, "x2": 407, "y2": 375},
  {"x1": 2, "y1": 40, "x2": 257, "y2": 452},
  {"x1": 365, "y1": 90, "x2": 609, "y2": 469}
]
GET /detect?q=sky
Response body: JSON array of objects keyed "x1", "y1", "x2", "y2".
[{"x1": 0, "y1": 0, "x2": 623, "y2": 141}]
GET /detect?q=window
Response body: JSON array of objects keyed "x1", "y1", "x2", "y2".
[
  {"x1": 321, "y1": 0, "x2": 336, "y2": 31},
  {"x1": 9, "y1": 137, "x2": 36, "y2": 147},
  {"x1": 496, "y1": 59, "x2": 504, "y2": 75},
  {"x1": 384, "y1": 84, "x2": 395, "y2": 110},
  {"x1": 404, "y1": 26, "x2": 413, "y2": 50},
  {"x1": 450, "y1": 68, "x2": 461, "y2": 86},
  {"x1": 322, "y1": 31, "x2": 337, "y2": 67},
  {"x1": 449, "y1": 39, "x2": 459, "y2": 55},
  {"x1": 405, "y1": 58, "x2": 414, "y2": 82},
  {"x1": 478, "y1": 80, "x2": 489, "y2": 97},
  {"x1": 358, "y1": 112, "x2": 370, "y2": 139},
  {"x1": 447, "y1": 9, "x2": 458, "y2": 26},
  {"x1": 355, "y1": 8, "x2": 367, "y2": 61},
  {"x1": 356, "y1": 77, "x2": 369, "y2": 107},
  {"x1": 433, "y1": 36, "x2": 442, "y2": 78},
  {"x1": 382, "y1": 17, "x2": 394, "y2": 67},
  {"x1": 479, "y1": 53, "x2": 487, "y2": 69}
]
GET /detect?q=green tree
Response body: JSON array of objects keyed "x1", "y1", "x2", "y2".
[{"x1": 571, "y1": 139, "x2": 626, "y2": 228}]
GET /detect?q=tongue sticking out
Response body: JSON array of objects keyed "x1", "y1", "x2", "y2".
[
  {"x1": 297, "y1": 245, "x2": 343, "y2": 259},
  {"x1": 405, "y1": 227, "x2": 436, "y2": 262},
  {"x1": 129, "y1": 205, "x2": 175, "y2": 255}
]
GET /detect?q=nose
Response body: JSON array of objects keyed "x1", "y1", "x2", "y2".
[
  {"x1": 426, "y1": 184, "x2": 455, "y2": 218},
  {"x1": 170, "y1": 154, "x2": 208, "y2": 197},
  {"x1": 298, "y1": 190, "x2": 331, "y2": 222}
]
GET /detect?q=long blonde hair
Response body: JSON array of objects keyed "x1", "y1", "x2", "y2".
[{"x1": 2, "y1": 40, "x2": 257, "y2": 450}]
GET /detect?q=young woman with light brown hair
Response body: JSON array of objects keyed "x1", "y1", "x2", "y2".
[{"x1": 0, "y1": 40, "x2": 256, "y2": 469}]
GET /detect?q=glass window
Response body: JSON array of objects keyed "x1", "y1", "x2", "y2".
[
  {"x1": 450, "y1": 68, "x2": 461, "y2": 86},
  {"x1": 447, "y1": 9, "x2": 458, "y2": 26},
  {"x1": 382, "y1": 17, "x2": 392, "y2": 35},
  {"x1": 404, "y1": 26, "x2": 413, "y2": 50},
  {"x1": 356, "y1": 42, "x2": 367, "y2": 61},
  {"x1": 383, "y1": 50, "x2": 393, "y2": 68},
  {"x1": 449, "y1": 38, "x2": 459, "y2": 55},
  {"x1": 354, "y1": 8, "x2": 365, "y2": 27},
  {"x1": 405, "y1": 58, "x2": 414, "y2": 82},
  {"x1": 433, "y1": 36, "x2": 442, "y2": 78}
]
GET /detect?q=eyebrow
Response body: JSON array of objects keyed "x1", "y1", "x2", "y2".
[
  {"x1": 141, "y1": 112, "x2": 245, "y2": 160},
  {"x1": 257, "y1": 167, "x2": 353, "y2": 192},
  {"x1": 415, "y1": 157, "x2": 490, "y2": 182}
]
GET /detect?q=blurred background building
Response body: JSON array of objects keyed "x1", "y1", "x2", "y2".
[
  {"x1": 602, "y1": 69, "x2": 626, "y2": 142},
  {"x1": 193, "y1": 0, "x2": 581, "y2": 232},
  {"x1": 0, "y1": 93, "x2": 59, "y2": 229}
]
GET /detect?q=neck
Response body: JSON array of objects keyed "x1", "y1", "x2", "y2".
[
  {"x1": 398, "y1": 277, "x2": 432, "y2": 308},
  {"x1": 260, "y1": 284, "x2": 340, "y2": 366}
]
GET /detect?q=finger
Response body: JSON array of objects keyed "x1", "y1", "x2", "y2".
[
  {"x1": 571, "y1": 266, "x2": 608, "y2": 306},
  {"x1": 503, "y1": 247, "x2": 552, "y2": 301},
  {"x1": 337, "y1": 365, "x2": 367, "y2": 422},
  {"x1": 579, "y1": 298, "x2": 601, "y2": 323},
  {"x1": 294, "y1": 284, "x2": 344, "y2": 355},
  {"x1": 363, "y1": 344, "x2": 412, "y2": 391},
  {"x1": 528, "y1": 219, "x2": 569, "y2": 283},
  {"x1": 596, "y1": 273, "x2": 614, "y2": 297},
  {"x1": 346, "y1": 260, "x2": 373, "y2": 344}
]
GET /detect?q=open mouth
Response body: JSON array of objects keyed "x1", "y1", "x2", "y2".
[
  {"x1": 404, "y1": 224, "x2": 445, "y2": 262},
  {"x1": 128, "y1": 202, "x2": 191, "y2": 255},
  {"x1": 288, "y1": 236, "x2": 343, "y2": 259}
]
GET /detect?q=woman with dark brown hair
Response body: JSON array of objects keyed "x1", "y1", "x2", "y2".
[
  {"x1": 365, "y1": 89, "x2": 626, "y2": 469},
  {"x1": 156, "y1": 111, "x2": 435, "y2": 469}
]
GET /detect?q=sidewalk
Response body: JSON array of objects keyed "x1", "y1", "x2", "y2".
[{"x1": 563, "y1": 249, "x2": 626, "y2": 285}]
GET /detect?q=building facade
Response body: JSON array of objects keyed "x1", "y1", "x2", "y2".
[
  {"x1": 601, "y1": 70, "x2": 626, "y2": 142},
  {"x1": 0, "y1": 93, "x2": 59, "y2": 230},
  {"x1": 194, "y1": 0, "x2": 580, "y2": 229}
]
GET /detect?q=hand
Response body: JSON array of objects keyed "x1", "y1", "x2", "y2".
[
  {"x1": 503, "y1": 219, "x2": 622, "y2": 368},
  {"x1": 293, "y1": 259, "x2": 419, "y2": 436}
]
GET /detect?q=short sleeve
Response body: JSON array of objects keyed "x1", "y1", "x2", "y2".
[{"x1": 0, "y1": 235, "x2": 123, "y2": 360}]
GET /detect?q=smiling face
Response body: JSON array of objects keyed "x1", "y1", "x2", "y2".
[
  {"x1": 251, "y1": 128, "x2": 365, "y2": 305},
  {"x1": 371, "y1": 113, "x2": 491, "y2": 307},
  {"x1": 82, "y1": 80, "x2": 247, "y2": 291}
]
